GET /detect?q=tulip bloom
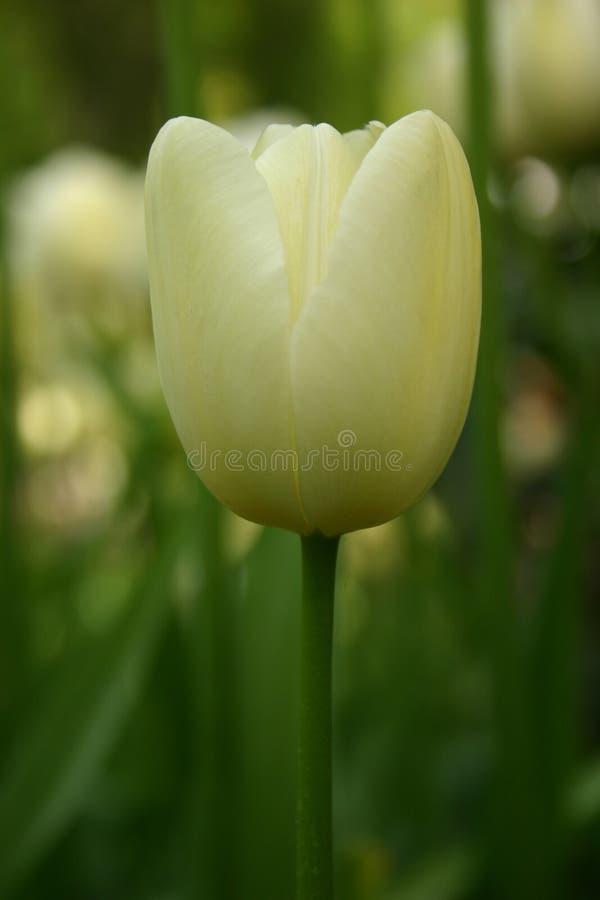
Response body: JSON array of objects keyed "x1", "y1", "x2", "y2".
[
  {"x1": 516, "y1": 0, "x2": 600, "y2": 153},
  {"x1": 145, "y1": 112, "x2": 480, "y2": 536}
]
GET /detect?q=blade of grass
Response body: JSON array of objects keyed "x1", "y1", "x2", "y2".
[
  {"x1": 465, "y1": 3, "x2": 514, "y2": 642},
  {"x1": 465, "y1": 3, "x2": 533, "y2": 898},
  {"x1": 178, "y1": 483, "x2": 240, "y2": 900},
  {"x1": 239, "y1": 527, "x2": 300, "y2": 900},
  {"x1": 0, "y1": 533, "x2": 178, "y2": 895},
  {"x1": 528, "y1": 386, "x2": 597, "y2": 894}
]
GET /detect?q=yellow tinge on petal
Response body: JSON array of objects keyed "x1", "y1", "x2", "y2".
[{"x1": 145, "y1": 112, "x2": 481, "y2": 536}]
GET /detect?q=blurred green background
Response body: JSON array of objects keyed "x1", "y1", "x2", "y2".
[{"x1": 0, "y1": 0, "x2": 599, "y2": 898}]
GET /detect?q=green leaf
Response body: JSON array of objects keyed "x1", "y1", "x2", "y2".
[
  {"x1": 386, "y1": 845, "x2": 476, "y2": 900},
  {"x1": 238, "y1": 527, "x2": 301, "y2": 900},
  {"x1": 0, "y1": 538, "x2": 177, "y2": 895}
]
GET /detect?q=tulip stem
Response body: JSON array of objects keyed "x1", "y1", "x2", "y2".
[{"x1": 297, "y1": 533, "x2": 339, "y2": 900}]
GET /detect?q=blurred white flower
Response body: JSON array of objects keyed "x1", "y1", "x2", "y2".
[
  {"x1": 394, "y1": 20, "x2": 467, "y2": 142},
  {"x1": 383, "y1": 9, "x2": 527, "y2": 156},
  {"x1": 23, "y1": 436, "x2": 128, "y2": 532},
  {"x1": 385, "y1": 0, "x2": 600, "y2": 159},
  {"x1": 18, "y1": 370, "x2": 129, "y2": 531},
  {"x1": 18, "y1": 371, "x2": 119, "y2": 457},
  {"x1": 516, "y1": 0, "x2": 600, "y2": 154},
  {"x1": 18, "y1": 381, "x2": 84, "y2": 456},
  {"x1": 503, "y1": 352, "x2": 567, "y2": 476},
  {"x1": 8, "y1": 147, "x2": 146, "y2": 292},
  {"x1": 509, "y1": 157, "x2": 564, "y2": 234},
  {"x1": 7, "y1": 147, "x2": 149, "y2": 370}
]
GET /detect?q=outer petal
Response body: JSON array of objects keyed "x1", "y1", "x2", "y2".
[
  {"x1": 146, "y1": 116, "x2": 307, "y2": 532},
  {"x1": 291, "y1": 111, "x2": 481, "y2": 536}
]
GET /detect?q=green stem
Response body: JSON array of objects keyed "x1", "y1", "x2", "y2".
[
  {"x1": 297, "y1": 534, "x2": 339, "y2": 900},
  {"x1": 158, "y1": 0, "x2": 200, "y2": 117},
  {"x1": 466, "y1": 0, "x2": 512, "y2": 591},
  {"x1": 465, "y1": 1, "x2": 517, "y2": 755}
]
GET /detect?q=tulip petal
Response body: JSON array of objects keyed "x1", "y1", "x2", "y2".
[
  {"x1": 251, "y1": 123, "x2": 297, "y2": 159},
  {"x1": 343, "y1": 121, "x2": 386, "y2": 164},
  {"x1": 146, "y1": 117, "x2": 308, "y2": 532},
  {"x1": 291, "y1": 111, "x2": 481, "y2": 536},
  {"x1": 255, "y1": 123, "x2": 361, "y2": 323}
]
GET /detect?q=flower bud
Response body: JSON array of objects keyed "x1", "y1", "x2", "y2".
[{"x1": 145, "y1": 112, "x2": 480, "y2": 536}]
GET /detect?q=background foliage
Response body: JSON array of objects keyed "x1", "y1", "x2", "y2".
[{"x1": 0, "y1": 1, "x2": 599, "y2": 898}]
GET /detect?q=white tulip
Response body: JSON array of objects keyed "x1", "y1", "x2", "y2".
[{"x1": 145, "y1": 112, "x2": 480, "y2": 536}]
